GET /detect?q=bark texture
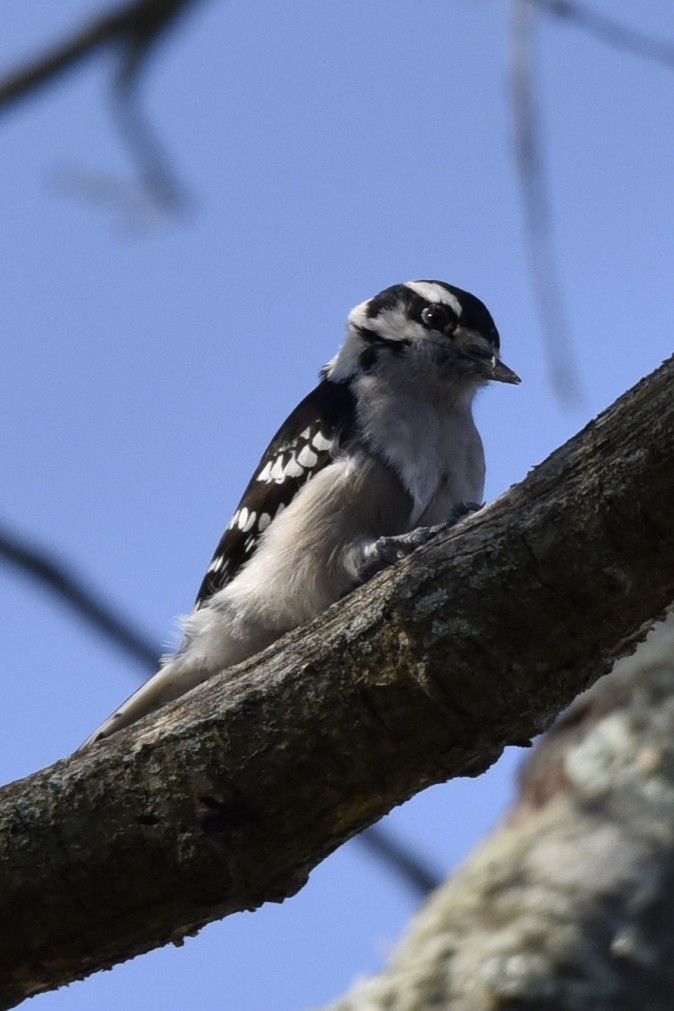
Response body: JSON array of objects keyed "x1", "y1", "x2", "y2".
[
  {"x1": 325, "y1": 614, "x2": 674, "y2": 1011},
  {"x1": 0, "y1": 356, "x2": 673, "y2": 1007}
]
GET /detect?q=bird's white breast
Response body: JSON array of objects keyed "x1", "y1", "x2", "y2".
[{"x1": 352, "y1": 369, "x2": 485, "y2": 526}]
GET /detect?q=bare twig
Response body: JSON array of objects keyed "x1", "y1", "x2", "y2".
[
  {"x1": 111, "y1": 70, "x2": 189, "y2": 211},
  {"x1": 358, "y1": 824, "x2": 443, "y2": 896},
  {"x1": 509, "y1": 0, "x2": 673, "y2": 400},
  {"x1": 0, "y1": 0, "x2": 201, "y2": 209},
  {"x1": 508, "y1": 0, "x2": 580, "y2": 401},
  {"x1": 0, "y1": 0, "x2": 196, "y2": 112},
  {"x1": 0, "y1": 523, "x2": 159, "y2": 669},
  {"x1": 532, "y1": 0, "x2": 674, "y2": 69},
  {"x1": 110, "y1": 0, "x2": 198, "y2": 209}
]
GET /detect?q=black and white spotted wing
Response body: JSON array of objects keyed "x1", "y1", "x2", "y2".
[{"x1": 194, "y1": 379, "x2": 357, "y2": 608}]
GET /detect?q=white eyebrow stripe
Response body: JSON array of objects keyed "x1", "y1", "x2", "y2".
[{"x1": 404, "y1": 281, "x2": 462, "y2": 316}]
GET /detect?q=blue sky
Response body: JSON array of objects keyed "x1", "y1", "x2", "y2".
[{"x1": 1, "y1": 1, "x2": 672, "y2": 1008}]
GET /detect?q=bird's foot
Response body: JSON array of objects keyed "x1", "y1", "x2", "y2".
[{"x1": 361, "y1": 502, "x2": 482, "y2": 579}]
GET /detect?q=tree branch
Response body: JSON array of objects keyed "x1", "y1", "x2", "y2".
[
  {"x1": 1, "y1": 356, "x2": 673, "y2": 1008},
  {"x1": 0, "y1": 0, "x2": 200, "y2": 209},
  {"x1": 0, "y1": 527, "x2": 440, "y2": 900},
  {"x1": 0, "y1": 523, "x2": 160, "y2": 671},
  {"x1": 0, "y1": 0, "x2": 197, "y2": 112},
  {"x1": 532, "y1": 0, "x2": 674, "y2": 70},
  {"x1": 508, "y1": 0, "x2": 579, "y2": 400}
]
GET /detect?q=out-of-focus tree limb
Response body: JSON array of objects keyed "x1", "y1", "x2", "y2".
[
  {"x1": 508, "y1": 1, "x2": 674, "y2": 403},
  {"x1": 0, "y1": 524, "x2": 161, "y2": 670},
  {"x1": 0, "y1": 0, "x2": 197, "y2": 111},
  {"x1": 0, "y1": 0, "x2": 203, "y2": 208},
  {"x1": 532, "y1": 0, "x2": 674, "y2": 69},
  {"x1": 357, "y1": 824, "x2": 443, "y2": 898},
  {"x1": 0, "y1": 354, "x2": 673, "y2": 1008},
  {"x1": 509, "y1": 0, "x2": 579, "y2": 401},
  {"x1": 325, "y1": 612, "x2": 674, "y2": 1011}
]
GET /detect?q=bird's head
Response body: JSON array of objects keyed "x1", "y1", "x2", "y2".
[{"x1": 326, "y1": 279, "x2": 520, "y2": 388}]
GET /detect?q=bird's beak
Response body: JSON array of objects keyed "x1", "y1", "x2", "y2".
[
  {"x1": 455, "y1": 328, "x2": 522, "y2": 385},
  {"x1": 487, "y1": 356, "x2": 521, "y2": 385}
]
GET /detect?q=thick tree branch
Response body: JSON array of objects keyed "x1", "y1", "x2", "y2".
[
  {"x1": 325, "y1": 613, "x2": 674, "y2": 1010},
  {"x1": 1, "y1": 356, "x2": 673, "y2": 1007},
  {"x1": 0, "y1": 527, "x2": 438, "y2": 900}
]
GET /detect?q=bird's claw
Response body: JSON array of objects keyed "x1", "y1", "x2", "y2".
[{"x1": 361, "y1": 502, "x2": 483, "y2": 578}]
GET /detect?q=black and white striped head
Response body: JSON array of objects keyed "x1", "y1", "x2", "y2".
[{"x1": 326, "y1": 280, "x2": 520, "y2": 387}]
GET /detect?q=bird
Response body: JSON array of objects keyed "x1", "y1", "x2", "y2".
[{"x1": 79, "y1": 279, "x2": 520, "y2": 749}]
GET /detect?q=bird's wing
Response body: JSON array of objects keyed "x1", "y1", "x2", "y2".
[{"x1": 194, "y1": 378, "x2": 356, "y2": 608}]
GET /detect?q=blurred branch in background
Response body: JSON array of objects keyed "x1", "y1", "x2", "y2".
[
  {"x1": 1, "y1": 1, "x2": 671, "y2": 378},
  {"x1": 531, "y1": 0, "x2": 674, "y2": 68},
  {"x1": 358, "y1": 824, "x2": 442, "y2": 897},
  {"x1": 0, "y1": 0, "x2": 203, "y2": 210},
  {"x1": 0, "y1": 520, "x2": 440, "y2": 899},
  {"x1": 510, "y1": 0, "x2": 674, "y2": 400},
  {"x1": 0, "y1": 522, "x2": 160, "y2": 670},
  {"x1": 508, "y1": 0, "x2": 579, "y2": 402}
]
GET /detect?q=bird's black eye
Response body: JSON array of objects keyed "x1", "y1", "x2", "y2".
[{"x1": 421, "y1": 304, "x2": 458, "y2": 333}]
